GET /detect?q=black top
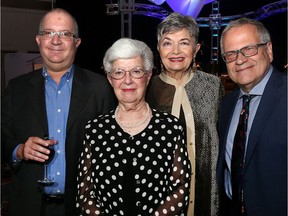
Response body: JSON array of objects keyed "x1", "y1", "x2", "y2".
[{"x1": 76, "y1": 109, "x2": 191, "y2": 215}]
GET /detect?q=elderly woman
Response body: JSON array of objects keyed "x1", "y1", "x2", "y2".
[
  {"x1": 146, "y1": 12, "x2": 225, "y2": 216},
  {"x1": 76, "y1": 38, "x2": 191, "y2": 215}
]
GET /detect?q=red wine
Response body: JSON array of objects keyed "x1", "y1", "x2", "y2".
[
  {"x1": 43, "y1": 136, "x2": 55, "y2": 164},
  {"x1": 45, "y1": 147, "x2": 55, "y2": 164}
]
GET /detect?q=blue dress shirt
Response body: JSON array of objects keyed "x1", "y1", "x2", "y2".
[
  {"x1": 43, "y1": 66, "x2": 73, "y2": 195},
  {"x1": 224, "y1": 65, "x2": 273, "y2": 198}
]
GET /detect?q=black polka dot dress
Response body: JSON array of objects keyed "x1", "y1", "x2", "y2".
[{"x1": 76, "y1": 109, "x2": 191, "y2": 216}]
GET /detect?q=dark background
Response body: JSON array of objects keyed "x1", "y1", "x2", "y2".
[{"x1": 55, "y1": 0, "x2": 287, "y2": 76}]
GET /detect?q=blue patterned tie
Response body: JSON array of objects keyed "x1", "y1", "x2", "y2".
[{"x1": 231, "y1": 94, "x2": 255, "y2": 216}]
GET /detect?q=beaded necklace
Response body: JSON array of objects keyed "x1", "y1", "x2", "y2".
[{"x1": 115, "y1": 103, "x2": 150, "y2": 129}]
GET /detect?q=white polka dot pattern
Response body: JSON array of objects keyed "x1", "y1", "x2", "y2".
[{"x1": 76, "y1": 109, "x2": 191, "y2": 215}]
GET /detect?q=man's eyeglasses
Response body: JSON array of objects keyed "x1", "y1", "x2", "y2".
[
  {"x1": 221, "y1": 43, "x2": 268, "y2": 63},
  {"x1": 108, "y1": 67, "x2": 148, "y2": 80},
  {"x1": 38, "y1": 30, "x2": 78, "y2": 40}
]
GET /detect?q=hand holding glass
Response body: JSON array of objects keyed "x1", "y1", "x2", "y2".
[{"x1": 38, "y1": 137, "x2": 55, "y2": 186}]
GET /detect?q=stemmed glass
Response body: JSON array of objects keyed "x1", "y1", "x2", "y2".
[{"x1": 38, "y1": 137, "x2": 55, "y2": 186}]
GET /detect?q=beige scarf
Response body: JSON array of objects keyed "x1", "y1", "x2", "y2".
[{"x1": 159, "y1": 71, "x2": 196, "y2": 216}]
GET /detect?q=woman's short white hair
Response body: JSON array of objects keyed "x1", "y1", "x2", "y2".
[{"x1": 103, "y1": 38, "x2": 154, "y2": 73}]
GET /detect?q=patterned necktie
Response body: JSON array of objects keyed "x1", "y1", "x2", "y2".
[{"x1": 231, "y1": 94, "x2": 255, "y2": 216}]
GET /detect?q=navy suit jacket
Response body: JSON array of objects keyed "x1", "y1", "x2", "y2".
[
  {"x1": 217, "y1": 67, "x2": 287, "y2": 216},
  {"x1": 1, "y1": 65, "x2": 116, "y2": 216}
]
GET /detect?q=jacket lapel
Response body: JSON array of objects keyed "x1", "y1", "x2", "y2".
[
  {"x1": 245, "y1": 70, "x2": 283, "y2": 167},
  {"x1": 28, "y1": 70, "x2": 48, "y2": 133},
  {"x1": 66, "y1": 67, "x2": 91, "y2": 134},
  {"x1": 219, "y1": 90, "x2": 240, "y2": 162}
]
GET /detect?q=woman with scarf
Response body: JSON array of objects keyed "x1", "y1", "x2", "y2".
[{"x1": 146, "y1": 12, "x2": 225, "y2": 216}]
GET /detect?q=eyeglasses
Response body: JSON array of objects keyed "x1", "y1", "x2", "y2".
[
  {"x1": 221, "y1": 43, "x2": 268, "y2": 63},
  {"x1": 108, "y1": 67, "x2": 148, "y2": 80},
  {"x1": 38, "y1": 30, "x2": 77, "y2": 40}
]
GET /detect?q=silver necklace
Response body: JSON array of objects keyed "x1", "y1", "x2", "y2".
[{"x1": 115, "y1": 103, "x2": 151, "y2": 129}]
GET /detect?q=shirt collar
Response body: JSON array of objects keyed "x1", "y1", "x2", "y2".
[{"x1": 42, "y1": 65, "x2": 74, "y2": 81}]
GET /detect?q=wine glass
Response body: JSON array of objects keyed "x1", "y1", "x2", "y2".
[{"x1": 38, "y1": 137, "x2": 55, "y2": 186}]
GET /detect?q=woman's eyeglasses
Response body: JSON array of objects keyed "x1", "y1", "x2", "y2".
[{"x1": 108, "y1": 67, "x2": 148, "y2": 80}]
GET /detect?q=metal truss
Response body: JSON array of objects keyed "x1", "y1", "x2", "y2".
[
  {"x1": 106, "y1": 0, "x2": 287, "y2": 27},
  {"x1": 106, "y1": 3, "x2": 170, "y2": 19}
]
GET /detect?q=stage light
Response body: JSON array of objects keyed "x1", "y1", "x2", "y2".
[
  {"x1": 147, "y1": 0, "x2": 166, "y2": 5},
  {"x1": 147, "y1": 0, "x2": 216, "y2": 18}
]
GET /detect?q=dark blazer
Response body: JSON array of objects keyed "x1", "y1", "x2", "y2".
[
  {"x1": 216, "y1": 67, "x2": 287, "y2": 216},
  {"x1": 1, "y1": 65, "x2": 116, "y2": 216}
]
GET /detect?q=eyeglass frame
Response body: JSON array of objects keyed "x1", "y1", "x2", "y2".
[
  {"x1": 221, "y1": 42, "x2": 268, "y2": 63},
  {"x1": 107, "y1": 67, "x2": 149, "y2": 80},
  {"x1": 38, "y1": 30, "x2": 78, "y2": 40}
]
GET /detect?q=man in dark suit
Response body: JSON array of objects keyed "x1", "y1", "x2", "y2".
[
  {"x1": 1, "y1": 8, "x2": 116, "y2": 216},
  {"x1": 217, "y1": 18, "x2": 287, "y2": 216}
]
